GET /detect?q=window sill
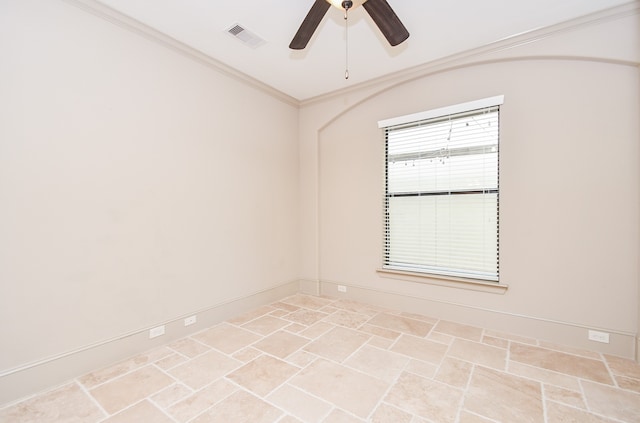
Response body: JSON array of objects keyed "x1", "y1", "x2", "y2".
[{"x1": 376, "y1": 268, "x2": 508, "y2": 294}]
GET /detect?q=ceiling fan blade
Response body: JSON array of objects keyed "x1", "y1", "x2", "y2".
[
  {"x1": 362, "y1": 0, "x2": 409, "y2": 46},
  {"x1": 289, "y1": 0, "x2": 331, "y2": 50}
]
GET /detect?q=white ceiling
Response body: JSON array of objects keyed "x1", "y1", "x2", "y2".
[{"x1": 94, "y1": 0, "x2": 632, "y2": 101}]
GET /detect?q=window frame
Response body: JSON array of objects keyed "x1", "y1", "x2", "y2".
[{"x1": 378, "y1": 96, "x2": 504, "y2": 284}]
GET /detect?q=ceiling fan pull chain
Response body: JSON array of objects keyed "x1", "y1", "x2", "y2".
[
  {"x1": 344, "y1": 10, "x2": 349, "y2": 79},
  {"x1": 342, "y1": 1, "x2": 352, "y2": 79}
]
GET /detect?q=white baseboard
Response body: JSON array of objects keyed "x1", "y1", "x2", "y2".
[
  {"x1": 298, "y1": 279, "x2": 320, "y2": 296},
  {"x1": 319, "y1": 280, "x2": 637, "y2": 360},
  {"x1": 2, "y1": 278, "x2": 636, "y2": 407},
  {"x1": 0, "y1": 280, "x2": 299, "y2": 407}
]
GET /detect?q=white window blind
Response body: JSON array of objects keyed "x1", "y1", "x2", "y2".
[{"x1": 381, "y1": 98, "x2": 501, "y2": 282}]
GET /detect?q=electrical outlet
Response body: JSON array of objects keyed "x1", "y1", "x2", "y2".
[
  {"x1": 588, "y1": 330, "x2": 610, "y2": 344},
  {"x1": 184, "y1": 315, "x2": 197, "y2": 326},
  {"x1": 337, "y1": 285, "x2": 347, "y2": 293},
  {"x1": 149, "y1": 325, "x2": 165, "y2": 339}
]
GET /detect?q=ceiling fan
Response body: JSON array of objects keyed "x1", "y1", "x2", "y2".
[{"x1": 289, "y1": 0, "x2": 409, "y2": 50}]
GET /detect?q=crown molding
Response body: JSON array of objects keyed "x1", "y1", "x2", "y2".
[
  {"x1": 301, "y1": 1, "x2": 640, "y2": 106},
  {"x1": 60, "y1": 0, "x2": 639, "y2": 107},
  {"x1": 62, "y1": 0, "x2": 300, "y2": 107}
]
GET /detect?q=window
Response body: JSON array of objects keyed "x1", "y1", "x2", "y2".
[{"x1": 379, "y1": 96, "x2": 502, "y2": 282}]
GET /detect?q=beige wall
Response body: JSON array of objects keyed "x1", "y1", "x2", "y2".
[
  {"x1": 0, "y1": 0, "x2": 639, "y2": 407},
  {"x1": 0, "y1": 0, "x2": 299, "y2": 402},
  {"x1": 299, "y1": 7, "x2": 640, "y2": 358}
]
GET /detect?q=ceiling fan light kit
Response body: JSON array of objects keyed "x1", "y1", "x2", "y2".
[{"x1": 328, "y1": 0, "x2": 364, "y2": 10}]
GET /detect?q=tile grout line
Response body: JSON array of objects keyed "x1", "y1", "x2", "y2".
[
  {"x1": 4, "y1": 294, "x2": 640, "y2": 423},
  {"x1": 182, "y1": 384, "x2": 241, "y2": 423},
  {"x1": 540, "y1": 382, "x2": 550, "y2": 423},
  {"x1": 599, "y1": 352, "x2": 620, "y2": 389},
  {"x1": 79, "y1": 348, "x2": 176, "y2": 391},
  {"x1": 146, "y1": 395, "x2": 181, "y2": 423},
  {"x1": 151, "y1": 382, "x2": 194, "y2": 410},
  {"x1": 547, "y1": 397, "x2": 629, "y2": 423},
  {"x1": 74, "y1": 379, "x2": 110, "y2": 421},
  {"x1": 366, "y1": 348, "x2": 416, "y2": 422},
  {"x1": 441, "y1": 330, "x2": 468, "y2": 423},
  {"x1": 457, "y1": 363, "x2": 476, "y2": 423}
]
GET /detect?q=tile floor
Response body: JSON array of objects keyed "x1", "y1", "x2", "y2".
[{"x1": 2, "y1": 293, "x2": 640, "y2": 422}]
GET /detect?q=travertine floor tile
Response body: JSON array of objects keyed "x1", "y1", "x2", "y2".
[
  {"x1": 300, "y1": 321, "x2": 335, "y2": 339},
  {"x1": 322, "y1": 309, "x2": 370, "y2": 329},
  {"x1": 270, "y1": 301, "x2": 300, "y2": 312},
  {"x1": 448, "y1": 338, "x2": 506, "y2": 370},
  {"x1": 291, "y1": 359, "x2": 389, "y2": 419},
  {"x1": 322, "y1": 408, "x2": 365, "y2": 423},
  {"x1": 510, "y1": 343, "x2": 613, "y2": 384},
  {"x1": 232, "y1": 346, "x2": 263, "y2": 363},
  {"x1": 101, "y1": 400, "x2": 172, "y2": 423},
  {"x1": 0, "y1": 382, "x2": 104, "y2": 423},
  {"x1": 616, "y1": 375, "x2": 640, "y2": 393},
  {"x1": 227, "y1": 305, "x2": 276, "y2": 325},
  {"x1": 227, "y1": 355, "x2": 299, "y2": 396},
  {"x1": 89, "y1": 366, "x2": 173, "y2": 414},
  {"x1": 427, "y1": 331, "x2": 455, "y2": 345},
  {"x1": 483, "y1": 329, "x2": 537, "y2": 345},
  {"x1": 192, "y1": 323, "x2": 260, "y2": 354},
  {"x1": 281, "y1": 294, "x2": 334, "y2": 310},
  {"x1": 253, "y1": 330, "x2": 310, "y2": 359},
  {"x1": 397, "y1": 312, "x2": 438, "y2": 324},
  {"x1": 582, "y1": 380, "x2": 640, "y2": 422},
  {"x1": 367, "y1": 313, "x2": 433, "y2": 337},
  {"x1": 284, "y1": 309, "x2": 330, "y2": 326},
  {"x1": 604, "y1": 354, "x2": 640, "y2": 379},
  {"x1": 271, "y1": 309, "x2": 291, "y2": 318},
  {"x1": 464, "y1": 366, "x2": 543, "y2": 423},
  {"x1": 538, "y1": 341, "x2": 601, "y2": 360},
  {"x1": 241, "y1": 315, "x2": 291, "y2": 335},
  {"x1": 154, "y1": 353, "x2": 188, "y2": 370},
  {"x1": 280, "y1": 415, "x2": 305, "y2": 423},
  {"x1": 331, "y1": 299, "x2": 382, "y2": 317},
  {"x1": 458, "y1": 410, "x2": 496, "y2": 422},
  {"x1": 405, "y1": 359, "x2": 438, "y2": 379},
  {"x1": 286, "y1": 350, "x2": 318, "y2": 367},
  {"x1": 151, "y1": 383, "x2": 192, "y2": 409},
  {"x1": 433, "y1": 320, "x2": 483, "y2": 342},
  {"x1": 370, "y1": 403, "x2": 413, "y2": 423},
  {"x1": 168, "y1": 338, "x2": 210, "y2": 358},
  {"x1": 267, "y1": 384, "x2": 332, "y2": 422},
  {"x1": 344, "y1": 345, "x2": 409, "y2": 383},
  {"x1": 508, "y1": 361, "x2": 581, "y2": 391},
  {"x1": 384, "y1": 372, "x2": 463, "y2": 423},
  {"x1": 78, "y1": 347, "x2": 172, "y2": 389},
  {"x1": 320, "y1": 306, "x2": 340, "y2": 314},
  {"x1": 166, "y1": 379, "x2": 237, "y2": 422},
  {"x1": 546, "y1": 400, "x2": 616, "y2": 423},
  {"x1": 6, "y1": 294, "x2": 640, "y2": 423},
  {"x1": 167, "y1": 350, "x2": 241, "y2": 390},
  {"x1": 390, "y1": 334, "x2": 448, "y2": 364},
  {"x1": 358, "y1": 324, "x2": 401, "y2": 340},
  {"x1": 284, "y1": 322, "x2": 307, "y2": 333},
  {"x1": 191, "y1": 390, "x2": 282, "y2": 423},
  {"x1": 434, "y1": 357, "x2": 473, "y2": 388},
  {"x1": 543, "y1": 384, "x2": 585, "y2": 409},
  {"x1": 367, "y1": 336, "x2": 394, "y2": 349},
  {"x1": 481, "y1": 335, "x2": 509, "y2": 349},
  {"x1": 304, "y1": 326, "x2": 370, "y2": 362}
]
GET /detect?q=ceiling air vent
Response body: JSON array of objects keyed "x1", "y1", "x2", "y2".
[{"x1": 225, "y1": 23, "x2": 266, "y2": 49}]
